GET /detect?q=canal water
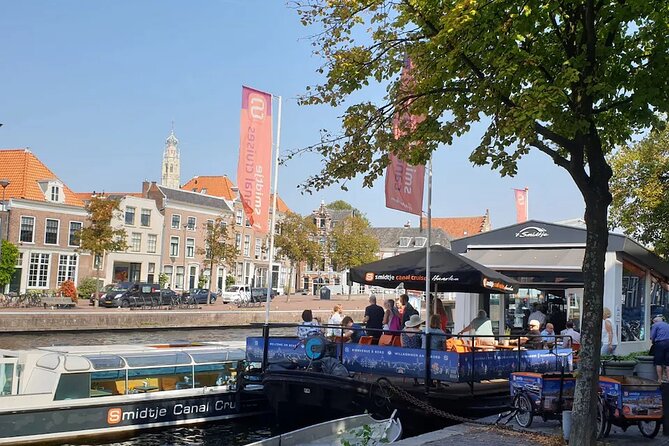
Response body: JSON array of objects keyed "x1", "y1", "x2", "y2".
[{"x1": 0, "y1": 327, "x2": 288, "y2": 446}]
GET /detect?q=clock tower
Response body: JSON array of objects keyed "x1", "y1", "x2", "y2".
[{"x1": 161, "y1": 126, "x2": 181, "y2": 189}]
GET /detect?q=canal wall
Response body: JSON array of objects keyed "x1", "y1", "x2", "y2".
[{"x1": 0, "y1": 308, "x2": 367, "y2": 333}]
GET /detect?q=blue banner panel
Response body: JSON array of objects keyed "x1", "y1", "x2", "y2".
[{"x1": 246, "y1": 337, "x2": 571, "y2": 383}]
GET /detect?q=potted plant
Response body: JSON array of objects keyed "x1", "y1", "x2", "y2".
[
  {"x1": 601, "y1": 355, "x2": 638, "y2": 376},
  {"x1": 627, "y1": 350, "x2": 656, "y2": 380}
]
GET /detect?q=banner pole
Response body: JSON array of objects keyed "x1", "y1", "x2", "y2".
[
  {"x1": 265, "y1": 95, "x2": 282, "y2": 325},
  {"x1": 424, "y1": 156, "x2": 433, "y2": 394},
  {"x1": 525, "y1": 187, "x2": 529, "y2": 221}
]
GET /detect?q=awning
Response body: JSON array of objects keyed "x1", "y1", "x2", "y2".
[{"x1": 463, "y1": 248, "x2": 585, "y2": 271}]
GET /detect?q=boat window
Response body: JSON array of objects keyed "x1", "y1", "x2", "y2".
[
  {"x1": 1, "y1": 363, "x2": 15, "y2": 395},
  {"x1": 190, "y1": 350, "x2": 231, "y2": 363},
  {"x1": 36, "y1": 353, "x2": 61, "y2": 370},
  {"x1": 122, "y1": 352, "x2": 191, "y2": 367},
  {"x1": 194, "y1": 361, "x2": 238, "y2": 388},
  {"x1": 84, "y1": 354, "x2": 126, "y2": 370},
  {"x1": 54, "y1": 373, "x2": 91, "y2": 400},
  {"x1": 127, "y1": 366, "x2": 192, "y2": 393},
  {"x1": 64, "y1": 355, "x2": 91, "y2": 372},
  {"x1": 91, "y1": 370, "x2": 126, "y2": 396}
]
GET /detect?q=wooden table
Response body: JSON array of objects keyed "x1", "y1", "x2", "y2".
[
  {"x1": 495, "y1": 345, "x2": 526, "y2": 351},
  {"x1": 133, "y1": 385, "x2": 159, "y2": 393},
  {"x1": 90, "y1": 389, "x2": 113, "y2": 397}
]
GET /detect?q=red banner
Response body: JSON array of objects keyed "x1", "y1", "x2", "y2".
[
  {"x1": 514, "y1": 188, "x2": 528, "y2": 223},
  {"x1": 385, "y1": 58, "x2": 425, "y2": 216},
  {"x1": 237, "y1": 86, "x2": 272, "y2": 233}
]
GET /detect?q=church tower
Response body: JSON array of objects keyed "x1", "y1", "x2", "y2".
[{"x1": 161, "y1": 126, "x2": 181, "y2": 189}]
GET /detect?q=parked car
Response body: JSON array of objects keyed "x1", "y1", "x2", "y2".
[
  {"x1": 89, "y1": 284, "x2": 114, "y2": 306},
  {"x1": 183, "y1": 288, "x2": 217, "y2": 304},
  {"x1": 220, "y1": 285, "x2": 251, "y2": 304},
  {"x1": 99, "y1": 282, "x2": 168, "y2": 308},
  {"x1": 250, "y1": 288, "x2": 277, "y2": 303}
]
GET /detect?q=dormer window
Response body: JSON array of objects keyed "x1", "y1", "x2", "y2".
[
  {"x1": 38, "y1": 180, "x2": 65, "y2": 203},
  {"x1": 399, "y1": 237, "x2": 411, "y2": 248},
  {"x1": 414, "y1": 237, "x2": 427, "y2": 247},
  {"x1": 51, "y1": 186, "x2": 60, "y2": 202}
]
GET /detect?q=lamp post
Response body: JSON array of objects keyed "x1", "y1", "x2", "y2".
[{"x1": 0, "y1": 179, "x2": 10, "y2": 294}]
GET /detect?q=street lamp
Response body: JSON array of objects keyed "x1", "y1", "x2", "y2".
[{"x1": 0, "y1": 179, "x2": 10, "y2": 294}]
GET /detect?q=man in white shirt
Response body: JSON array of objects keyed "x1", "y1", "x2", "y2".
[
  {"x1": 560, "y1": 321, "x2": 581, "y2": 347},
  {"x1": 528, "y1": 302, "x2": 547, "y2": 328}
]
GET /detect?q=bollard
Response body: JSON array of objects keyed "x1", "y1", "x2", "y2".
[
  {"x1": 562, "y1": 410, "x2": 572, "y2": 441},
  {"x1": 661, "y1": 382, "x2": 669, "y2": 436}
]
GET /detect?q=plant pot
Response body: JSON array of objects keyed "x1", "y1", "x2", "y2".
[
  {"x1": 601, "y1": 359, "x2": 638, "y2": 376},
  {"x1": 634, "y1": 356, "x2": 657, "y2": 381}
]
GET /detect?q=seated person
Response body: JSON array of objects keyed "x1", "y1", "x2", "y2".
[
  {"x1": 560, "y1": 321, "x2": 581, "y2": 348},
  {"x1": 401, "y1": 314, "x2": 423, "y2": 349},
  {"x1": 341, "y1": 316, "x2": 363, "y2": 343},
  {"x1": 522, "y1": 319, "x2": 544, "y2": 349},
  {"x1": 541, "y1": 323, "x2": 557, "y2": 346},
  {"x1": 423, "y1": 314, "x2": 446, "y2": 351},
  {"x1": 297, "y1": 309, "x2": 323, "y2": 340}
]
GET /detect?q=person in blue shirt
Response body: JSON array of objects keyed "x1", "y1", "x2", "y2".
[
  {"x1": 341, "y1": 316, "x2": 363, "y2": 343},
  {"x1": 423, "y1": 314, "x2": 446, "y2": 351},
  {"x1": 651, "y1": 316, "x2": 669, "y2": 382},
  {"x1": 540, "y1": 323, "x2": 557, "y2": 345}
]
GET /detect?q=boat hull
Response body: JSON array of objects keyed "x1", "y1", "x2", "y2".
[{"x1": 0, "y1": 388, "x2": 268, "y2": 445}]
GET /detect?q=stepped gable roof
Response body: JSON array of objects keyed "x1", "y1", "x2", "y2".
[
  {"x1": 181, "y1": 175, "x2": 291, "y2": 212},
  {"x1": 0, "y1": 148, "x2": 83, "y2": 206},
  {"x1": 158, "y1": 185, "x2": 233, "y2": 212},
  {"x1": 371, "y1": 227, "x2": 451, "y2": 250},
  {"x1": 423, "y1": 215, "x2": 489, "y2": 240}
]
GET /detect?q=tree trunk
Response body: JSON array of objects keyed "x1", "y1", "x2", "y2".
[
  {"x1": 569, "y1": 158, "x2": 612, "y2": 445},
  {"x1": 207, "y1": 259, "x2": 214, "y2": 305},
  {"x1": 286, "y1": 263, "x2": 294, "y2": 303},
  {"x1": 94, "y1": 255, "x2": 102, "y2": 308}
]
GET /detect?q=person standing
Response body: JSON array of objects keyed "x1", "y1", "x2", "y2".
[
  {"x1": 651, "y1": 316, "x2": 669, "y2": 382},
  {"x1": 400, "y1": 294, "x2": 418, "y2": 327},
  {"x1": 601, "y1": 307, "x2": 618, "y2": 355},
  {"x1": 363, "y1": 294, "x2": 385, "y2": 338},
  {"x1": 459, "y1": 310, "x2": 495, "y2": 346},
  {"x1": 382, "y1": 299, "x2": 402, "y2": 332},
  {"x1": 528, "y1": 302, "x2": 547, "y2": 328},
  {"x1": 327, "y1": 304, "x2": 344, "y2": 337}
]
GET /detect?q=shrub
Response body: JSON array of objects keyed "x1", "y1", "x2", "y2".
[
  {"x1": 78, "y1": 277, "x2": 98, "y2": 300},
  {"x1": 59, "y1": 280, "x2": 77, "y2": 302}
]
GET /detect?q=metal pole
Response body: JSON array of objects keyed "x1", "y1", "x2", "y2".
[
  {"x1": 265, "y1": 95, "x2": 282, "y2": 325},
  {"x1": 424, "y1": 157, "x2": 433, "y2": 394}
]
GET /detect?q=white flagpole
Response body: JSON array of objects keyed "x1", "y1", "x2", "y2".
[
  {"x1": 425, "y1": 157, "x2": 432, "y2": 333},
  {"x1": 525, "y1": 187, "x2": 529, "y2": 221},
  {"x1": 265, "y1": 95, "x2": 282, "y2": 325}
]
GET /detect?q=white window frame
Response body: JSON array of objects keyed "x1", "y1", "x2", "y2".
[
  {"x1": 243, "y1": 235, "x2": 251, "y2": 257},
  {"x1": 44, "y1": 218, "x2": 60, "y2": 245},
  {"x1": 125, "y1": 206, "x2": 136, "y2": 225},
  {"x1": 130, "y1": 232, "x2": 141, "y2": 252},
  {"x1": 236, "y1": 210, "x2": 243, "y2": 226},
  {"x1": 19, "y1": 216, "x2": 35, "y2": 244},
  {"x1": 414, "y1": 237, "x2": 427, "y2": 248},
  {"x1": 186, "y1": 216, "x2": 197, "y2": 231},
  {"x1": 68, "y1": 221, "x2": 83, "y2": 247},
  {"x1": 57, "y1": 254, "x2": 77, "y2": 284},
  {"x1": 140, "y1": 209, "x2": 151, "y2": 227},
  {"x1": 186, "y1": 238, "x2": 195, "y2": 258},
  {"x1": 170, "y1": 236, "x2": 180, "y2": 257},
  {"x1": 235, "y1": 233, "x2": 242, "y2": 250},
  {"x1": 399, "y1": 237, "x2": 411, "y2": 248},
  {"x1": 147, "y1": 234, "x2": 157, "y2": 253},
  {"x1": 171, "y1": 214, "x2": 181, "y2": 229},
  {"x1": 255, "y1": 238, "x2": 262, "y2": 259},
  {"x1": 28, "y1": 253, "x2": 50, "y2": 288},
  {"x1": 50, "y1": 185, "x2": 60, "y2": 202}
]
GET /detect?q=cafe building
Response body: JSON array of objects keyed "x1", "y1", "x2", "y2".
[{"x1": 450, "y1": 220, "x2": 669, "y2": 355}]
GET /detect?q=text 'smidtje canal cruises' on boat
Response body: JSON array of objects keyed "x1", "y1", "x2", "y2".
[{"x1": 0, "y1": 342, "x2": 267, "y2": 445}]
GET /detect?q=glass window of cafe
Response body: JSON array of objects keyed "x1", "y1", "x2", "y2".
[
  {"x1": 491, "y1": 288, "x2": 575, "y2": 333},
  {"x1": 621, "y1": 261, "x2": 646, "y2": 342},
  {"x1": 650, "y1": 275, "x2": 669, "y2": 321}
]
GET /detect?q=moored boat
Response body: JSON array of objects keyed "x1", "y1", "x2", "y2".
[
  {"x1": 246, "y1": 411, "x2": 402, "y2": 446},
  {"x1": 0, "y1": 341, "x2": 268, "y2": 445}
]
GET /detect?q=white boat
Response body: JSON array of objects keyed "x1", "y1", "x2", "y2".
[
  {"x1": 246, "y1": 411, "x2": 402, "y2": 446},
  {"x1": 0, "y1": 341, "x2": 267, "y2": 445}
]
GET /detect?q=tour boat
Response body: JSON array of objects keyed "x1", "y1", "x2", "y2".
[
  {"x1": 0, "y1": 341, "x2": 267, "y2": 445},
  {"x1": 246, "y1": 411, "x2": 402, "y2": 446}
]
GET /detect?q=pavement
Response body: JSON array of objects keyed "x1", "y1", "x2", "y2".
[{"x1": 394, "y1": 415, "x2": 669, "y2": 445}]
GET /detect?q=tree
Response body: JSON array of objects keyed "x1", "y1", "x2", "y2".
[
  {"x1": 0, "y1": 240, "x2": 19, "y2": 289},
  {"x1": 609, "y1": 127, "x2": 669, "y2": 259},
  {"x1": 197, "y1": 217, "x2": 238, "y2": 305},
  {"x1": 326, "y1": 200, "x2": 369, "y2": 224},
  {"x1": 294, "y1": 2, "x2": 669, "y2": 444},
  {"x1": 78, "y1": 196, "x2": 128, "y2": 305},
  {"x1": 274, "y1": 212, "x2": 320, "y2": 299},
  {"x1": 329, "y1": 215, "x2": 379, "y2": 300}
]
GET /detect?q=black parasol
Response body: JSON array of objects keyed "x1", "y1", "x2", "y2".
[{"x1": 350, "y1": 245, "x2": 518, "y2": 294}]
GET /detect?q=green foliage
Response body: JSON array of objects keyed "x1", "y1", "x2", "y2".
[
  {"x1": 609, "y1": 127, "x2": 669, "y2": 258},
  {"x1": 158, "y1": 273, "x2": 169, "y2": 288},
  {"x1": 225, "y1": 274, "x2": 235, "y2": 288},
  {"x1": 0, "y1": 240, "x2": 19, "y2": 287},
  {"x1": 275, "y1": 212, "x2": 321, "y2": 268},
  {"x1": 198, "y1": 275, "x2": 207, "y2": 288},
  {"x1": 78, "y1": 197, "x2": 128, "y2": 259},
  {"x1": 77, "y1": 277, "x2": 98, "y2": 299},
  {"x1": 342, "y1": 424, "x2": 377, "y2": 446},
  {"x1": 197, "y1": 218, "x2": 239, "y2": 271},
  {"x1": 329, "y1": 215, "x2": 379, "y2": 271},
  {"x1": 327, "y1": 200, "x2": 354, "y2": 211}
]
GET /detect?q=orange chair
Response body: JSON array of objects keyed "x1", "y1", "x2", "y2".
[
  {"x1": 378, "y1": 334, "x2": 395, "y2": 346},
  {"x1": 446, "y1": 338, "x2": 472, "y2": 353},
  {"x1": 358, "y1": 336, "x2": 374, "y2": 345},
  {"x1": 392, "y1": 336, "x2": 402, "y2": 347}
]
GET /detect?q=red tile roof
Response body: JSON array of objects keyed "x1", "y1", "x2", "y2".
[
  {"x1": 423, "y1": 215, "x2": 490, "y2": 239},
  {"x1": 0, "y1": 148, "x2": 83, "y2": 206},
  {"x1": 181, "y1": 176, "x2": 290, "y2": 212}
]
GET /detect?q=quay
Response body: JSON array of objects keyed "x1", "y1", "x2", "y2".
[
  {"x1": 0, "y1": 294, "x2": 367, "y2": 333},
  {"x1": 393, "y1": 415, "x2": 669, "y2": 445}
]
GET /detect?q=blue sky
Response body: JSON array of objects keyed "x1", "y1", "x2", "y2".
[{"x1": 0, "y1": 1, "x2": 584, "y2": 229}]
